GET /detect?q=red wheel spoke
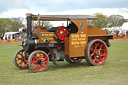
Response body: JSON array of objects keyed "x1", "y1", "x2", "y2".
[
  {"x1": 39, "y1": 53, "x2": 44, "y2": 59},
  {"x1": 33, "y1": 55, "x2": 38, "y2": 60},
  {"x1": 32, "y1": 60, "x2": 37, "y2": 64},
  {"x1": 20, "y1": 54, "x2": 24, "y2": 58},
  {"x1": 16, "y1": 57, "x2": 22, "y2": 61},
  {"x1": 33, "y1": 64, "x2": 38, "y2": 69},
  {"x1": 16, "y1": 59, "x2": 19, "y2": 61},
  {"x1": 90, "y1": 48, "x2": 94, "y2": 52},
  {"x1": 24, "y1": 60, "x2": 28, "y2": 64},
  {"x1": 90, "y1": 52, "x2": 95, "y2": 57},
  {"x1": 47, "y1": 52, "x2": 51, "y2": 56},
  {"x1": 99, "y1": 44, "x2": 103, "y2": 50},
  {"x1": 33, "y1": 53, "x2": 38, "y2": 58},
  {"x1": 95, "y1": 60, "x2": 100, "y2": 63},
  {"x1": 92, "y1": 59, "x2": 96, "y2": 64},
  {"x1": 17, "y1": 57, "x2": 22, "y2": 60},
  {"x1": 94, "y1": 56, "x2": 97, "y2": 60},
  {"x1": 98, "y1": 54, "x2": 102, "y2": 59},
  {"x1": 24, "y1": 58, "x2": 28, "y2": 62},
  {"x1": 41, "y1": 57, "x2": 47, "y2": 62},
  {"x1": 17, "y1": 60, "x2": 23, "y2": 64},
  {"x1": 40, "y1": 64, "x2": 44, "y2": 68},
  {"x1": 94, "y1": 43, "x2": 97, "y2": 49},
  {"x1": 100, "y1": 54, "x2": 106, "y2": 57},
  {"x1": 99, "y1": 56, "x2": 103, "y2": 62},
  {"x1": 95, "y1": 42, "x2": 100, "y2": 49},
  {"x1": 31, "y1": 57, "x2": 38, "y2": 63},
  {"x1": 100, "y1": 49, "x2": 107, "y2": 52},
  {"x1": 19, "y1": 63, "x2": 22, "y2": 67}
]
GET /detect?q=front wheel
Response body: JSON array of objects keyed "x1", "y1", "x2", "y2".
[
  {"x1": 14, "y1": 49, "x2": 28, "y2": 69},
  {"x1": 85, "y1": 39, "x2": 108, "y2": 66},
  {"x1": 28, "y1": 50, "x2": 49, "y2": 72}
]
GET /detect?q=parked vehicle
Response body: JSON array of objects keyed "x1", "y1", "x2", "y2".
[{"x1": 14, "y1": 13, "x2": 113, "y2": 72}]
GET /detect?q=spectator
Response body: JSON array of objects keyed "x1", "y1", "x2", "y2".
[
  {"x1": 105, "y1": 28, "x2": 110, "y2": 34},
  {"x1": 5, "y1": 35, "x2": 7, "y2": 43},
  {"x1": 15, "y1": 35, "x2": 17, "y2": 39},
  {"x1": 1, "y1": 33, "x2": 4, "y2": 43},
  {"x1": 15, "y1": 35, "x2": 18, "y2": 42},
  {"x1": 126, "y1": 30, "x2": 128, "y2": 39},
  {"x1": 111, "y1": 30, "x2": 115, "y2": 35},
  {"x1": 8, "y1": 34, "x2": 11, "y2": 39},
  {"x1": 116, "y1": 30, "x2": 119, "y2": 38},
  {"x1": 19, "y1": 35, "x2": 22, "y2": 41},
  {"x1": 0, "y1": 33, "x2": 1, "y2": 43}
]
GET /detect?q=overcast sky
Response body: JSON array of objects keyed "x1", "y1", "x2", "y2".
[{"x1": 0, "y1": 0, "x2": 128, "y2": 18}]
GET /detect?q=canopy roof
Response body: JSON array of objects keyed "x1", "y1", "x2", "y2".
[{"x1": 27, "y1": 13, "x2": 97, "y2": 21}]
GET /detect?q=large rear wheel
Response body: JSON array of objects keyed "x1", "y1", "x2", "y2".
[
  {"x1": 85, "y1": 39, "x2": 108, "y2": 66},
  {"x1": 28, "y1": 50, "x2": 49, "y2": 72}
]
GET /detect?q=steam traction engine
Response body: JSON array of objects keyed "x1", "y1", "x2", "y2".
[{"x1": 14, "y1": 13, "x2": 113, "y2": 72}]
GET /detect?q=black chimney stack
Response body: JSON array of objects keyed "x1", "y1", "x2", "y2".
[{"x1": 26, "y1": 13, "x2": 32, "y2": 38}]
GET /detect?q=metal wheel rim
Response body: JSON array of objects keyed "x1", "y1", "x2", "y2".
[
  {"x1": 89, "y1": 40, "x2": 108, "y2": 65},
  {"x1": 14, "y1": 49, "x2": 28, "y2": 69},
  {"x1": 29, "y1": 51, "x2": 49, "y2": 72},
  {"x1": 56, "y1": 26, "x2": 68, "y2": 40}
]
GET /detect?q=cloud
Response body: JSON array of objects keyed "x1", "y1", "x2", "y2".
[
  {"x1": 1, "y1": 8, "x2": 128, "y2": 19},
  {"x1": 58, "y1": 8, "x2": 128, "y2": 18},
  {"x1": 31, "y1": 8, "x2": 128, "y2": 19},
  {"x1": 0, "y1": 0, "x2": 128, "y2": 19},
  {"x1": 0, "y1": 0, "x2": 28, "y2": 12},
  {"x1": 0, "y1": 0, "x2": 128, "y2": 13},
  {"x1": 28, "y1": 0, "x2": 128, "y2": 12},
  {"x1": 0, "y1": 9, "x2": 29, "y2": 18},
  {"x1": 30, "y1": 0, "x2": 128, "y2": 12}
]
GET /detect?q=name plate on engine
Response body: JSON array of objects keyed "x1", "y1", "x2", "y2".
[
  {"x1": 42, "y1": 33, "x2": 54, "y2": 37},
  {"x1": 41, "y1": 33, "x2": 55, "y2": 42},
  {"x1": 71, "y1": 34, "x2": 87, "y2": 47}
]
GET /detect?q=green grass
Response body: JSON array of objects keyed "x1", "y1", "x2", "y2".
[{"x1": 0, "y1": 40, "x2": 128, "y2": 85}]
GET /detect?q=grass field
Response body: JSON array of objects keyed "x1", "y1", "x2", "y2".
[{"x1": 0, "y1": 40, "x2": 128, "y2": 85}]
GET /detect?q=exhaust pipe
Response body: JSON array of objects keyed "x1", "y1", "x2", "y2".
[{"x1": 26, "y1": 13, "x2": 32, "y2": 38}]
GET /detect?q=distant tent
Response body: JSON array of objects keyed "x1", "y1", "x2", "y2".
[
  {"x1": 122, "y1": 22, "x2": 128, "y2": 30},
  {"x1": 3, "y1": 32, "x2": 19, "y2": 39}
]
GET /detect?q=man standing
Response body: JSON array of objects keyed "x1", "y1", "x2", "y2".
[
  {"x1": 0, "y1": 33, "x2": 4, "y2": 43},
  {"x1": 126, "y1": 30, "x2": 128, "y2": 39},
  {"x1": 0, "y1": 33, "x2": 1, "y2": 43}
]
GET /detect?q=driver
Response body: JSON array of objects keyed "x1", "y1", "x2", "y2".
[{"x1": 41, "y1": 22, "x2": 48, "y2": 32}]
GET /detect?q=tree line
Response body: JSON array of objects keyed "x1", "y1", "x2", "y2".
[
  {"x1": 88, "y1": 13, "x2": 127, "y2": 28},
  {"x1": 0, "y1": 17, "x2": 25, "y2": 33}
]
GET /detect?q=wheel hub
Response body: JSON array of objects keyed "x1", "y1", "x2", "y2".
[
  {"x1": 60, "y1": 31, "x2": 63, "y2": 35},
  {"x1": 94, "y1": 50, "x2": 100, "y2": 56},
  {"x1": 37, "y1": 59, "x2": 42, "y2": 64}
]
